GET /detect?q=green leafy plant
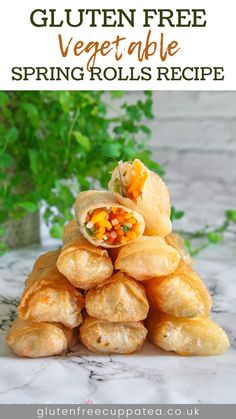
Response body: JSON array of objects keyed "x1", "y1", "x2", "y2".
[
  {"x1": 179, "y1": 210, "x2": 236, "y2": 256},
  {"x1": 0, "y1": 91, "x2": 156, "y2": 253}
]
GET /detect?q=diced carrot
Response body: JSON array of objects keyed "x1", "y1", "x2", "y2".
[
  {"x1": 89, "y1": 206, "x2": 141, "y2": 245},
  {"x1": 91, "y1": 208, "x2": 102, "y2": 217},
  {"x1": 117, "y1": 216, "x2": 125, "y2": 223},
  {"x1": 128, "y1": 177, "x2": 141, "y2": 193},
  {"x1": 126, "y1": 232, "x2": 137, "y2": 240},
  {"x1": 132, "y1": 224, "x2": 140, "y2": 233},
  {"x1": 124, "y1": 160, "x2": 148, "y2": 202},
  {"x1": 128, "y1": 217, "x2": 137, "y2": 225},
  {"x1": 124, "y1": 213, "x2": 133, "y2": 220},
  {"x1": 119, "y1": 210, "x2": 126, "y2": 217}
]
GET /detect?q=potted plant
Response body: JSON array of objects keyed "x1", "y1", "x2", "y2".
[{"x1": 0, "y1": 91, "x2": 161, "y2": 254}]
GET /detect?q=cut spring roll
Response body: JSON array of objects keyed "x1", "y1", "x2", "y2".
[
  {"x1": 75, "y1": 190, "x2": 145, "y2": 248},
  {"x1": 6, "y1": 318, "x2": 78, "y2": 358},
  {"x1": 145, "y1": 261, "x2": 212, "y2": 318},
  {"x1": 165, "y1": 232, "x2": 192, "y2": 265},
  {"x1": 115, "y1": 236, "x2": 180, "y2": 281},
  {"x1": 18, "y1": 251, "x2": 84, "y2": 328},
  {"x1": 146, "y1": 309, "x2": 229, "y2": 356},
  {"x1": 108, "y1": 159, "x2": 171, "y2": 236},
  {"x1": 80, "y1": 316, "x2": 147, "y2": 354},
  {"x1": 57, "y1": 220, "x2": 113, "y2": 290},
  {"x1": 85, "y1": 272, "x2": 149, "y2": 322}
]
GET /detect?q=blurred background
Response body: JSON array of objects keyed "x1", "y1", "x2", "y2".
[
  {"x1": 149, "y1": 92, "x2": 236, "y2": 231},
  {"x1": 0, "y1": 91, "x2": 235, "y2": 255}
]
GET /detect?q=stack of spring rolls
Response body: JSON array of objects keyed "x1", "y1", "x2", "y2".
[{"x1": 6, "y1": 159, "x2": 229, "y2": 358}]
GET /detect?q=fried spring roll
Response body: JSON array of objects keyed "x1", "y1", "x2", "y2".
[
  {"x1": 74, "y1": 190, "x2": 145, "y2": 248},
  {"x1": 146, "y1": 309, "x2": 229, "y2": 356},
  {"x1": 56, "y1": 221, "x2": 113, "y2": 289},
  {"x1": 80, "y1": 316, "x2": 147, "y2": 354},
  {"x1": 85, "y1": 272, "x2": 149, "y2": 322},
  {"x1": 6, "y1": 318, "x2": 78, "y2": 358},
  {"x1": 165, "y1": 232, "x2": 192, "y2": 265},
  {"x1": 108, "y1": 159, "x2": 171, "y2": 236},
  {"x1": 18, "y1": 251, "x2": 84, "y2": 328},
  {"x1": 145, "y1": 261, "x2": 212, "y2": 318},
  {"x1": 115, "y1": 236, "x2": 180, "y2": 281},
  {"x1": 33, "y1": 249, "x2": 58, "y2": 270}
]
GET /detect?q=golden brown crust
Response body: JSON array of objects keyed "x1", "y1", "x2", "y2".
[
  {"x1": 57, "y1": 221, "x2": 114, "y2": 289},
  {"x1": 63, "y1": 220, "x2": 82, "y2": 244},
  {"x1": 74, "y1": 190, "x2": 145, "y2": 248},
  {"x1": 6, "y1": 318, "x2": 78, "y2": 358},
  {"x1": 108, "y1": 159, "x2": 172, "y2": 236},
  {"x1": 33, "y1": 250, "x2": 60, "y2": 271},
  {"x1": 165, "y1": 233, "x2": 192, "y2": 265},
  {"x1": 115, "y1": 236, "x2": 180, "y2": 281},
  {"x1": 85, "y1": 272, "x2": 149, "y2": 322},
  {"x1": 146, "y1": 309, "x2": 229, "y2": 356},
  {"x1": 63, "y1": 221, "x2": 108, "y2": 257},
  {"x1": 145, "y1": 261, "x2": 212, "y2": 317},
  {"x1": 18, "y1": 251, "x2": 84, "y2": 327},
  {"x1": 80, "y1": 316, "x2": 147, "y2": 354}
]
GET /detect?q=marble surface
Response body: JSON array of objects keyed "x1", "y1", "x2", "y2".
[{"x1": 0, "y1": 240, "x2": 235, "y2": 404}]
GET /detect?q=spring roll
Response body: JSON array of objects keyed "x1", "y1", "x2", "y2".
[
  {"x1": 56, "y1": 220, "x2": 113, "y2": 289},
  {"x1": 165, "y1": 232, "x2": 192, "y2": 265},
  {"x1": 145, "y1": 261, "x2": 212, "y2": 318},
  {"x1": 6, "y1": 318, "x2": 77, "y2": 358},
  {"x1": 74, "y1": 190, "x2": 145, "y2": 248},
  {"x1": 80, "y1": 316, "x2": 147, "y2": 354},
  {"x1": 108, "y1": 159, "x2": 171, "y2": 236},
  {"x1": 115, "y1": 236, "x2": 180, "y2": 281},
  {"x1": 18, "y1": 251, "x2": 84, "y2": 328},
  {"x1": 85, "y1": 272, "x2": 149, "y2": 322},
  {"x1": 146, "y1": 309, "x2": 229, "y2": 356},
  {"x1": 33, "y1": 249, "x2": 59, "y2": 270}
]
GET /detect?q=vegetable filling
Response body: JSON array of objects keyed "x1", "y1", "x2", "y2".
[
  {"x1": 114, "y1": 160, "x2": 148, "y2": 201},
  {"x1": 85, "y1": 207, "x2": 140, "y2": 245}
]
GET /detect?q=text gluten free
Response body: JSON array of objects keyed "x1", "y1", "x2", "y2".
[{"x1": 30, "y1": 9, "x2": 206, "y2": 28}]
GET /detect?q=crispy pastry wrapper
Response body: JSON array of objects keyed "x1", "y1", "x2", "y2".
[
  {"x1": 74, "y1": 190, "x2": 145, "y2": 248},
  {"x1": 146, "y1": 309, "x2": 229, "y2": 356},
  {"x1": 6, "y1": 318, "x2": 78, "y2": 358},
  {"x1": 145, "y1": 261, "x2": 212, "y2": 318},
  {"x1": 33, "y1": 249, "x2": 59, "y2": 270},
  {"x1": 115, "y1": 236, "x2": 181, "y2": 281},
  {"x1": 57, "y1": 220, "x2": 113, "y2": 290},
  {"x1": 108, "y1": 159, "x2": 172, "y2": 237},
  {"x1": 80, "y1": 316, "x2": 147, "y2": 354},
  {"x1": 85, "y1": 272, "x2": 149, "y2": 322},
  {"x1": 165, "y1": 232, "x2": 192, "y2": 265},
  {"x1": 18, "y1": 251, "x2": 84, "y2": 328}
]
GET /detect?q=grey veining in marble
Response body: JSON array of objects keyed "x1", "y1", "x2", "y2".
[{"x1": 0, "y1": 240, "x2": 235, "y2": 404}]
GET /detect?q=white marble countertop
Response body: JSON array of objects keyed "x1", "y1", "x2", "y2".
[{"x1": 0, "y1": 240, "x2": 235, "y2": 404}]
